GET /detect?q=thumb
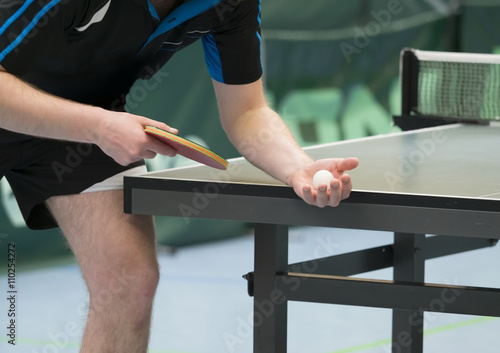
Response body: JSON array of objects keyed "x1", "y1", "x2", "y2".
[{"x1": 337, "y1": 158, "x2": 359, "y2": 172}]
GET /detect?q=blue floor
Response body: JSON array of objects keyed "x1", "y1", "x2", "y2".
[{"x1": 1, "y1": 227, "x2": 499, "y2": 353}]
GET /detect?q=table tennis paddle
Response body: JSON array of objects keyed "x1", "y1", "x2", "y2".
[{"x1": 144, "y1": 125, "x2": 228, "y2": 170}]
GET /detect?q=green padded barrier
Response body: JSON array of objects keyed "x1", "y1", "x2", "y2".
[{"x1": 279, "y1": 88, "x2": 343, "y2": 146}]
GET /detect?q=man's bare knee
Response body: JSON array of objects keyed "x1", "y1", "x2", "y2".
[
  {"x1": 45, "y1": 191, "x2": 159, "y2": 314},
  {"x1": 88, "y1": 262, "x2": 159, "y2": 316}
]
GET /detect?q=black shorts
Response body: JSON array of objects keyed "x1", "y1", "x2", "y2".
[{"x1": 0, "y1": 129, "x2": 145, "y2": 230}]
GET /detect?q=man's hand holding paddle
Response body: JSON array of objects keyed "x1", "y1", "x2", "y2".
[{"x1": 92, "y1": 111, "x2": 179, "y2": 166}]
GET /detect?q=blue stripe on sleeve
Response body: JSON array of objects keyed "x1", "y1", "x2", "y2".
[
  {"x1": 202, "y1": 33, "x2": 224, "y2": 83},
  {"x1": 257, "y1": 0, "x2": 262, "y2": 69},
  {"x1": 0, "y1": 0, "x2": 62, "y2": 62},
  {"x1": 0, "y1": 0, "x2": 36, "y2": 37},
  {"x1": 257, "y1": 0, "x2": 261, "y2": 26}
]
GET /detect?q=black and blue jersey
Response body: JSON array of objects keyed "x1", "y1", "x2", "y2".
[
  {"x1": 0, "y1": 0, "x2": 262, "y2": 109},
  {"x1": 0, "y1": 0, "x2": 263, "y2": 230}
]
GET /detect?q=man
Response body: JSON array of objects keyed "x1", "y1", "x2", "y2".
[{"x1": 0, "y1": 0, "x2": 358, "y2": 351}]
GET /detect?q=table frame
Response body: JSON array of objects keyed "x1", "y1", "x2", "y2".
[{"x1": 124, "y1": 176, "x2": 500, "y2": 353}]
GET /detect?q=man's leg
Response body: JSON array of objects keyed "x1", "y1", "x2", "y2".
[{"x1": 46, "y1": 190, "x2": 159, "y2": 353}]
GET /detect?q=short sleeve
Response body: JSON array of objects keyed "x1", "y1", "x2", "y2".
[{"x1": 202, "y1": 0, "x2": 262, "y2": 84}]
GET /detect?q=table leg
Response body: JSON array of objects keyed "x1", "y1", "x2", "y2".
[
  {"x1": 253, "y1": 223, "x2": 289, "y2": 353},
  {"x1": 392, "y1": 232, "x2": 425, "y2": 353}
]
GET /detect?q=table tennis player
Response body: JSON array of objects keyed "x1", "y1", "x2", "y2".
[{"x1": 0, "y1": 0, "x2": 358, "y2": 351}]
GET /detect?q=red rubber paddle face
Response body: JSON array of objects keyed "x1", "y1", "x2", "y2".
[{"x1": 145, "y1": 126, "x2": 228, "y2": 170}]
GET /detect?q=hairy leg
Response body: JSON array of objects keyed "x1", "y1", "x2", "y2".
[{"x1": 46, "y1": 190, "x2": 159, "y2": 353}]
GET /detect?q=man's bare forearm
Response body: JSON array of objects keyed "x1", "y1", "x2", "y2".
[
  {"x1": 224, "y1": 104, "x2": 314, "y2": 185},
  {"x1": 0, "y1": 68, "x2": 105, "y2": 144},
  {"x1": 0, "y1": 66, "x2": 180, "y2": 165},
  {"x1": 214, "y1": 78, "x2": 313, "y2": 185}
]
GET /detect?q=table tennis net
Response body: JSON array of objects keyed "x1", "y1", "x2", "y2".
[{"x1": 413, "y1": 50, "x2": 500, "y2": 121}]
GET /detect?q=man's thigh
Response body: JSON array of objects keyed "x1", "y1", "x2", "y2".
[{"x1": 46, "y1": 190, "x2": 158, "y2": 291}]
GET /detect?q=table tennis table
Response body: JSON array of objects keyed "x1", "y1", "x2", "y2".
[{"x1": 124, "y1": 122, "x2": 500, "y2": 353}]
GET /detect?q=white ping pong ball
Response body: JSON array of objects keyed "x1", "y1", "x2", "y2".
[{"x1": 313, "y1": 170, "x2": 335, "y2": 188}]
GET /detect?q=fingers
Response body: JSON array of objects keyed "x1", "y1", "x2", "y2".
[
  {"x1": 146, "y1": 134, "x2": 178, "y2": 157},
  {"x1": 139, "y1": 117, "x2": 179, "y2": 157},
  {"x1": 303, "y1": 174, "x2": 353, "y2": 208},
  {"x1": 301, "y1": 185, "x2": 315, "y2": 205},
  {"x1": 111, "y1": 134, "x2": 176, "y2": 166},
  {"x1": 98, "y1": 112, "x2": 180, "y2": 165},
  {"x1": 316, "y1": 179, "x2": 342, "y2": 207},
  {"x1": 113, "y1": 148, "x2": 158, "y2": 166},
  {"x1": 339, "y1": 174, "x2": 353, "y2": 199}
]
